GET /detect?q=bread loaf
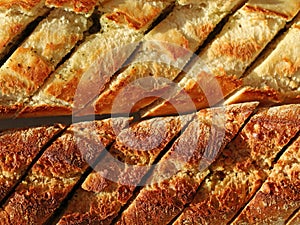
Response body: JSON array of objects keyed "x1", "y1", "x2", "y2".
[
  {"x1": 0, "y1": 1, "x2": 299, "y2": 224},
  {"x1": 0, "y1": 9, "x2": 90, "y2": 118},
  {"x1": 91, "y1": 0, "x2": 245, "y2": 116},
  {"x1": 18, "y1": 0, "x2": 173, "y2": 118},
  {"x1": 143, "y1": 1, "x2": 298, "y2": 117},
  {"x1": 116, "y1": 102, "x2": 257, "y2": 224},
  {"x1": 225, "y1": 17, "x2": 300, "y2": 105},
  {"x1": 57, "y1": 114, "x2": 193, "y2": 224},
  {"x1": 0, "y1": 118, "x2": 128, "y2": 224},
  {"x1": 173, "y1": 104, "x2": 300, "y2": 225},
  {"x1": 231, "y1": 135, "x2": 300, "y2": 224},
  {"x1": 0, "y1": 124, "x2": 63, "y2": 203}
]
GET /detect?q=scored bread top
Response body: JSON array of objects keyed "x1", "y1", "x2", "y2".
[
  {"x1": 116, "y1": 102, "x2": 258, "y2": 225},
  {"x1": 231, "y1": 135, "x2": 300, "y2": 224},
  {"x1": 199, "y1": 5, "x2": 286, "y2": 78},
  {"x1": 56, "y1": 114, "x2": 193, "y2": 224},
  {"x1": 0, "y1": 124, "x2": 63, "y2": 203},
  {"x1": 141, "y1": 3, "x2": 288, "y2": 117},
  {"x1": 18, "y1": 0, "x2": 172, "y2": 118},
  {"x1": 173, "y1": 104, "x2": 300, "y2": 225},
  {"x1": 0, "y1": 3, "x2": 49, "y2": 59},
  {"x1": 91, "y1": 0, "x2": 245, "y2": 116},
  {"x1": 226, "y1": 17, "x2": 300, "y2": 105},
  {"x1": 0, "y1": 118, "x2": 129, "y2": 225},
  {"x1": 0, "y1": 9, "x2": 90, "y2": 117}
]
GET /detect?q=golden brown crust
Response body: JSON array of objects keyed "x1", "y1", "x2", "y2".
[
  {"x1": 174, "y1": 104, "x2": 300, "y2": 225},
  {"x1": 116, "y1": 103, "x2": 257, "y2": 225},
  {"x1": 17, "y1": 104, "x2": 72, "y2": 118},
  {"x1": 57, "y1": 115, "x2": 193, "y2": 224},
  {"x1": 224, "y1": 86, "x2": 284, "y2": 106},
  {"x1": 0, "y1": 9, "x2": 89, "y2": 118},
  {"x1": 232, "y1": 136, "x2": 300, "y2": 224},
  {"x1": 0, "y1": 125, "x2": 63, "y2": 202},
  {"x1": 239, "y1": 22, "x2": 300, "y2": 104},
  {"x1": 93, "y1": 62, "x2": 181, "y2": 115},
  {"x1": 45, "y1": 0, "x2": 97, "y2": 14},
  {"x1": 99, "y1": 0, "x2": 172, "y2": 31},
  {"x1": 0, "y1": 104, "x2": 23, "y2": 119},
  {"x1": 1, "y1": 119, "x2": 126, "y2": 224},
  {"x1": 2, "y1": 47, "x2": 53, "y2": 94},
  {"x1": 143, "y1": 74, "x2": 242, "y2": 117}
]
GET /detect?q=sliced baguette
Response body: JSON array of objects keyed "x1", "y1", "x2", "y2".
[
  {"x1": 0, "y1": 118, "x2": 128, "y2": 224},
  {"x1": 0, "y1": 2, "x2": 49, "y2": 60},
  {"x1": 18, "y1": 0, "x2": 173, "y2": 118},
  {"x1": 56, "y1": 114, "x2": 193, "y2": 224},
  {"x1": 0, "y1": 124, "x2": 64, "y2": 203},
  {"x1": 116, "y1": 102, "x2": 258, "y2": 225},
  {"x1": 173, "y1": 104, "x2": 300, "y2": 225},
  {"x1": 0, "y1": 9, "x2": 90, "y2": 118},
  {"x1": 91, "y1": 0, "x2": 245, "y2": 115},
  {"x1": 231, "y1": 135, "x2": 300, "y2": 224},
  {"x1": 225, "y1": 18, "x2": 300, "y2": 105},
  {"x1": 143, "y1": 2, "x2": 295, "y2": 117}
]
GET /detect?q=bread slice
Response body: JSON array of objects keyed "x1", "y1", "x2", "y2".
[
  {"x1": 0, "y1": 9, "x2": 90, "y2": 119},
  {"x1": 288, "y1": 210, "x2": 300, "y2": 225},
  {"x1": 0, "y1": 124, "x2": 64, "y2": 203},
  {"x1": 115, "y1": 102, "x2": 258, "y2": 225},
  {"x1": 224, "y1": 18, "x2": 300, "y2": 105},
  {"x1": 91, "y1": 0, "x2": 245, "y2": 116},
  {"x1": 231, "y1": 135, "x2": 300, "y2": 224},
  {"x1": 18, "y1": 0, "x2": 173, "y2": 118},
  {"x1": 0, "y1": 1, "x2": 49, "y2": 60},
  {"x1": 173, "y1": 104, "x2": 300, "y2": 225},
  {"x1": 142, "y1": 2, "x2": 294, "y2": 117},
  {"x1": 45, "y1": 0, "x2": 98, "y2": 16},
  {"x1": 56, "y1": 114, "x2": 193, "y2": 224},
  {"x1": 0, "y1": 118, "x2": 128, "y2": 224}
]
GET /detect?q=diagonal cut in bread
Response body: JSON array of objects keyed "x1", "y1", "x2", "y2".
[
  {"x1": 0, "y1": 9, "x2": 90, "y2": 118},
  {"x1": 18, "y1": 0, "x2": 174, "y2": 118},
  {"x1": 0, "y1": 124, "x2": 64, "y2": 203},
  {"x1": 225, "y1": 17, "x2": 300, "y2": 105},
  {"x1": 0, "y1": 117, "x2": 129, "y2": 224},
  {"x1": 56, "y1": 114, "x2": 194, "y2": 224},
  {"x1": 174, "y1": 104, "x2": 300, "y2": 225},
  {"x1": 142, "y1": 1, "x2": 299, "y2": 117},
  {"x1": 288, "y1": 209, "x2": 300, "y2": 225},
  {"x1": 0, "y1": 0, "x2": 49, "y2": 60},
  {"x1": 90, "y1": 0, "x2": 246, "y2": 116},
  {"x1": 231, "y1": 135, "x2": 300, "y2": 224},
  {"x1": 116, "y1": 102, "x2": 258, "y2": 225}
]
